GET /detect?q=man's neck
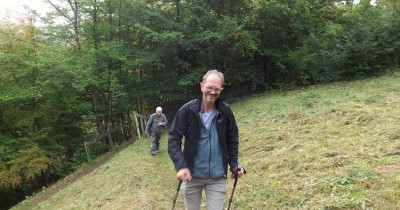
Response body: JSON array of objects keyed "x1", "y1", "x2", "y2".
[{"x1": 202, "y1": 101, "x2": 215, "y2": 112}]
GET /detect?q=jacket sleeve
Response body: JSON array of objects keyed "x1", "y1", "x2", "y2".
[
  {"x1": 145, "y1": 114, "x2": 153, "y2": 135},
  {"x1": 168, "y1": 107, "x2": 188, "y2": 171},
  {"x1": 226, "y1": 107, "x2": 239, "y2": 170}
]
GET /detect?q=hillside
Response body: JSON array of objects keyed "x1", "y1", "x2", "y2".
[{"x1": 13, "y1": 71, "x2": 400, "y2": 209}]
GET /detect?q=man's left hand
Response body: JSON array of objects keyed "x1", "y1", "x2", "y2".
[{"x1": 231, "y1": 165, "x2": 246, "y2": 179}]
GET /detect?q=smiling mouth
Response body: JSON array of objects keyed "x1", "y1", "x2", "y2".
[{"x1": 207, "y1": 94, "x2": 217, "y2": 99}]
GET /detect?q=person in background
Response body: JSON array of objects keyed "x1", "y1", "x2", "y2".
[
  {"x1": 145, "y1": 106, "x2": 168, "y2": 156},
  {"x1": 168, "y1": 69, "x2": 245, "y2": 210}
]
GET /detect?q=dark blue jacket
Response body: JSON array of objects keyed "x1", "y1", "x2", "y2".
[{"x1": 168, "y1": 97, "x2": 239, "y2": 177}]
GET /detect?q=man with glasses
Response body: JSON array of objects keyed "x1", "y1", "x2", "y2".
[{"x1": 168, "y1": 69, "x2": 245, "y2": 210}]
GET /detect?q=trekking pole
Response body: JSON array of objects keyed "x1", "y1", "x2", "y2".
[
  {"x1": 171, "y1": 180, "x2": 182, "y2": 210},
  {"x1": 227, "y1": 165, "x2": 246, "y2": 210}
]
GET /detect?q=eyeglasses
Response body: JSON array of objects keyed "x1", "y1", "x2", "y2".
[{"x1": 205, "y1": 85, "x2": 223, "y2": 94}]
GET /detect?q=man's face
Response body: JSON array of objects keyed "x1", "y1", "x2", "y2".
[{"x1": 200, "y1": 74, "x2": 223, "y2": 104}]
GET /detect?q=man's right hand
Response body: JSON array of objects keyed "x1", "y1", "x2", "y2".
[{"x1": 176, "y1": 168, "x2": 192, "y2": 181}]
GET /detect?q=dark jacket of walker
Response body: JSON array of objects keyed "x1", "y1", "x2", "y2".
[{"x1": 168, "y1": 96, "x2": 239, "y2": 177}]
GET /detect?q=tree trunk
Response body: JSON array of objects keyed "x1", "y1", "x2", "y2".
[
  {"x1": 67, "y1": 0, "x2": 81, "y2": 51},
  {"x1": 175, "y1": 0, "x2": 181, "y2": 22}
]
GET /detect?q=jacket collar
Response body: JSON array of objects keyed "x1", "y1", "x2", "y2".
[{"x1": 190, "y1": 95, "x2": 223, "y2": 114}]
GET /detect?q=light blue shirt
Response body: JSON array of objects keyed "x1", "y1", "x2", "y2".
[{"x1": 192, "y1": 107, "x2": 225, "y2": 178}]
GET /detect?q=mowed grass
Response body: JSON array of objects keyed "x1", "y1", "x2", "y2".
[{"x1": 13, "y1": 70, "x2": 400, "y2": 209}]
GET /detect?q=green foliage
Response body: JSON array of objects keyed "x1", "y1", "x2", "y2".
[{"x1": 8, "y1": 145, "x2": 54, "y2": 182}]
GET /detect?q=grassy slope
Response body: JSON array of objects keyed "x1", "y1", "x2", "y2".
[{"x1": 13, "y1": 71, "x2": 400, "y2": 210}]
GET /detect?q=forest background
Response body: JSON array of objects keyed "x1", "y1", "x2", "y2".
[{"x1": 1, "y1": 0, "x2": 399, "y2": 209}]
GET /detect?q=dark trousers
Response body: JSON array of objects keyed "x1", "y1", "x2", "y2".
[{"x1": 150, "y1": 132, "x2": 161, "y2": 152}]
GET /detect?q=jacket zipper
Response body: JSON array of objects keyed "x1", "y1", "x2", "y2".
[{"x1": 209, "y1": 131, "x2": 211, "y2": 177}]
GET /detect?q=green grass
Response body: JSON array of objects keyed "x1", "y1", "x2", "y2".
[{"x1": 13, "y1": 70, "x2": 400, "y2": 209}]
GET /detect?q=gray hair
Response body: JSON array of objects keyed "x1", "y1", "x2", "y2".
[
  {"x1": 156, "y1": 106, "x2": 162, "y2": 112},
  {"x1": 202, "y1": 69, "x2": 225, "y2": 85}
]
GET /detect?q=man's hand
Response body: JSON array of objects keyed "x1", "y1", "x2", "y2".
[
  {"x1": 176, "y1": 168, "x2": 192, "y2": 181},
  {"x1": 230, "y1": 165, "x2": 246, "y2": 179}
]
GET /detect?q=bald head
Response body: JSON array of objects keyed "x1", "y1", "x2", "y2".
[
  {"x1": 202, "y1": 69, "x2": 224, "y2": 85},
  {"x1": 156, "y1": 106, "x2": 162, "y2": 115}
]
